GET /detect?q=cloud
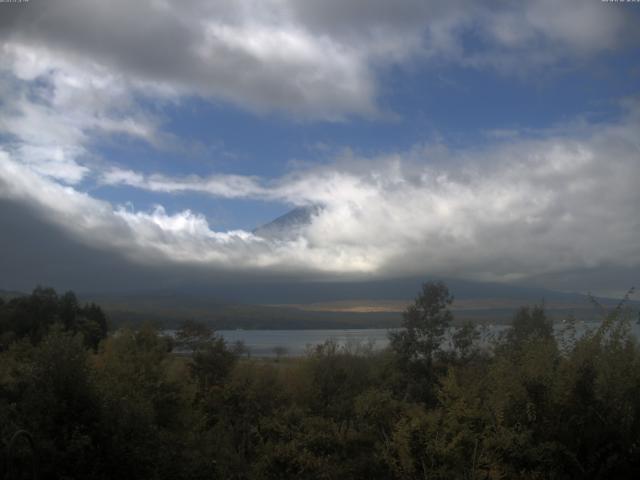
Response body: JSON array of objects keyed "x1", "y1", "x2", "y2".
[
  {"x1": 0, "y1": 1, "x2": 377, "y2": 119},
  {"x1": 101, "y1": 168, "x2": 266, "y2": 199},
  {"x1": 1, "y1": 0, "x2": 636, "y2": 193},
  {"x1": 0, "y1": 150, "x2": 377, "y2": 275},
  {"x1": 1, "y1": 0, "x2": 639, "y2": 293},
  {"x1": 1, "y1": 0, "x2": 636, "y2": 120},
  {"x1": 0, "y1": 43, "x2": 161, "y2": 184},
  {"x1": 2, "y1": 102, "x2": 640, "y2": 289}
]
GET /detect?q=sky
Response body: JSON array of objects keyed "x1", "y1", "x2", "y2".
[{"x1": 0, "y1": 0, "x2": 639, "y2": 296}]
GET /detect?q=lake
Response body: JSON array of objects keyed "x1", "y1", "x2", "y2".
[
  {"x1": 218, "y1": 328, "x2": 392, "y2": 356},
  {"x1": 216, "y1": 321, "x2": 640, "y2": 357}
]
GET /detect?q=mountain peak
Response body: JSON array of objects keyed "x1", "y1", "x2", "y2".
[{"x1": 253, "y1": 205, "x2": 322, "y2": 240}]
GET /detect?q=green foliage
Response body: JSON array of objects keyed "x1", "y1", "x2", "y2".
[
  {"x1": 390, "y1": 281, "x2": 454, "y2": 363},
  {"x1": 452, "y1": 320, "x2": 481, "y2": 362},
  {"x1": 175, "y1": 318, "x2": 214, "y2": 351},
  {"x1": 3, "y1": 326, "x2": 101, "y2": 478},
  {"x1": 506, "y1": 304, "x2": 553, "y2": 347},
  {"x1": 389, "y1": 281, "x2": 454, "y2": 402},
  {"x1": 2, "y1": 283, "x2": 640, "y2": 479},
  {"x1": 92, "y1": 325, "x2": 192, "y2": 479},
  {"x1": 0, "y1": 287, "x2": 108, "y2": 351}
]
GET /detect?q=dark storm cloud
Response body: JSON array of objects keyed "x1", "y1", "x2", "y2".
[{"x1": 0, "y1": 198, "x2": 159, "y2": 292}]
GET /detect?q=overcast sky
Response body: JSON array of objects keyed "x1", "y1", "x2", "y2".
[{"x1": 1, "y1": 0, "x2": 639, "y2": 296}]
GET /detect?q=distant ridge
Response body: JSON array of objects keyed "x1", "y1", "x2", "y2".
[
  {"x1": 0, "y1": 289, "x2": 26, "y2": 301},
  {"x1": 144, "y1": 275, "x2": 633, "y2": 306},
  {"x1": 78, "y1": 277, "x2": 639, "y2": 330}
]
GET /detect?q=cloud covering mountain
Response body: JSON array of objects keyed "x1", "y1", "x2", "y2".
[{"x1": 0, "y1": 0, "x2": 639, "y2": 295}]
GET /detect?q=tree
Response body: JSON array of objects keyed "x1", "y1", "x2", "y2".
[
  {"x1": 389, "y1": 281, "x2": 454, "y2": 401},
  {"x1": 191, "y1": 337, "x2": 237, "y2": 394},
  {"x1": 78, "y1": 302, "x2": 109, "y2": 349},
  {"x1": 390, "y1": 281, "x2": 453, "y2": 365},
  {"x1": 93, "y1": 324, "x2": 190, "y2": 480},
  {"x1": 232, "y1": 340, "x2": 249, "y2": 358},
  {"x1": 59, "y1": 291, "x2": 79, "y2": 330},
  {"x1": 0, "y1": 287, "x2": 108, "y2": 350},
  {"x1": 272, "y1": 345, "x2": 288, "y2": 362},
  {"x1": 452, "y1": 321, "x2": 480, "y2": 362},
  {"x1": 507, "y1": 304, "x2": 553, "y2": 347},
  {"x1": 175, "y1": 320, "x2": 237, "y2": 397},
  {"x1": 18, "y1": 326, "x2": 102, "y2": 478},
  {"x1": 175, "y1": 319, "x2": 214, "y2": 352}
]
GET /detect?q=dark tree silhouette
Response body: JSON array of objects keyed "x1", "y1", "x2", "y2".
[{"x1": 389, "y1": 281, "x2": 454, "y2": 401}]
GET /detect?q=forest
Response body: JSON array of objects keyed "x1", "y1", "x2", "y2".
[{"x1": 1, "y1": 282, "x2": 640, "y2": 479}]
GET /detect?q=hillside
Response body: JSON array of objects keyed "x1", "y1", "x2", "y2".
[{"x1": 81, "y1": 281, "x2": 637, "y2": 330}]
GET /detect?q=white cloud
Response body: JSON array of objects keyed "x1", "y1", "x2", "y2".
[
  {"x1": 1, "y1": 0, "x2": 636, "y2": 192},
  {"x1": 0, "y1": 151, "x2": 385, "y2": 275},
  {"x1": 101, "y1": 168, "x2": 266, "y2": 199},
  {"x1": 1, "y1": 0, "x2": 639, "y2": 291},
  {"x1": 1, "y1": 104, "x2": 640, "y2": 285},
  {"x1": 0, "y1": 43, "x2": 162, "y2": 184},
  {"x1": 1, "y1": 0, "x2": 636, "y2": 119},
  {"x1": 15, "y1": 145, "x2": 88, "y2": 184}
]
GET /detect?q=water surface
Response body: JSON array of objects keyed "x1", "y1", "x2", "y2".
[{"x1": 217, "y1": 321, "x2": 640, "y2": 357}]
